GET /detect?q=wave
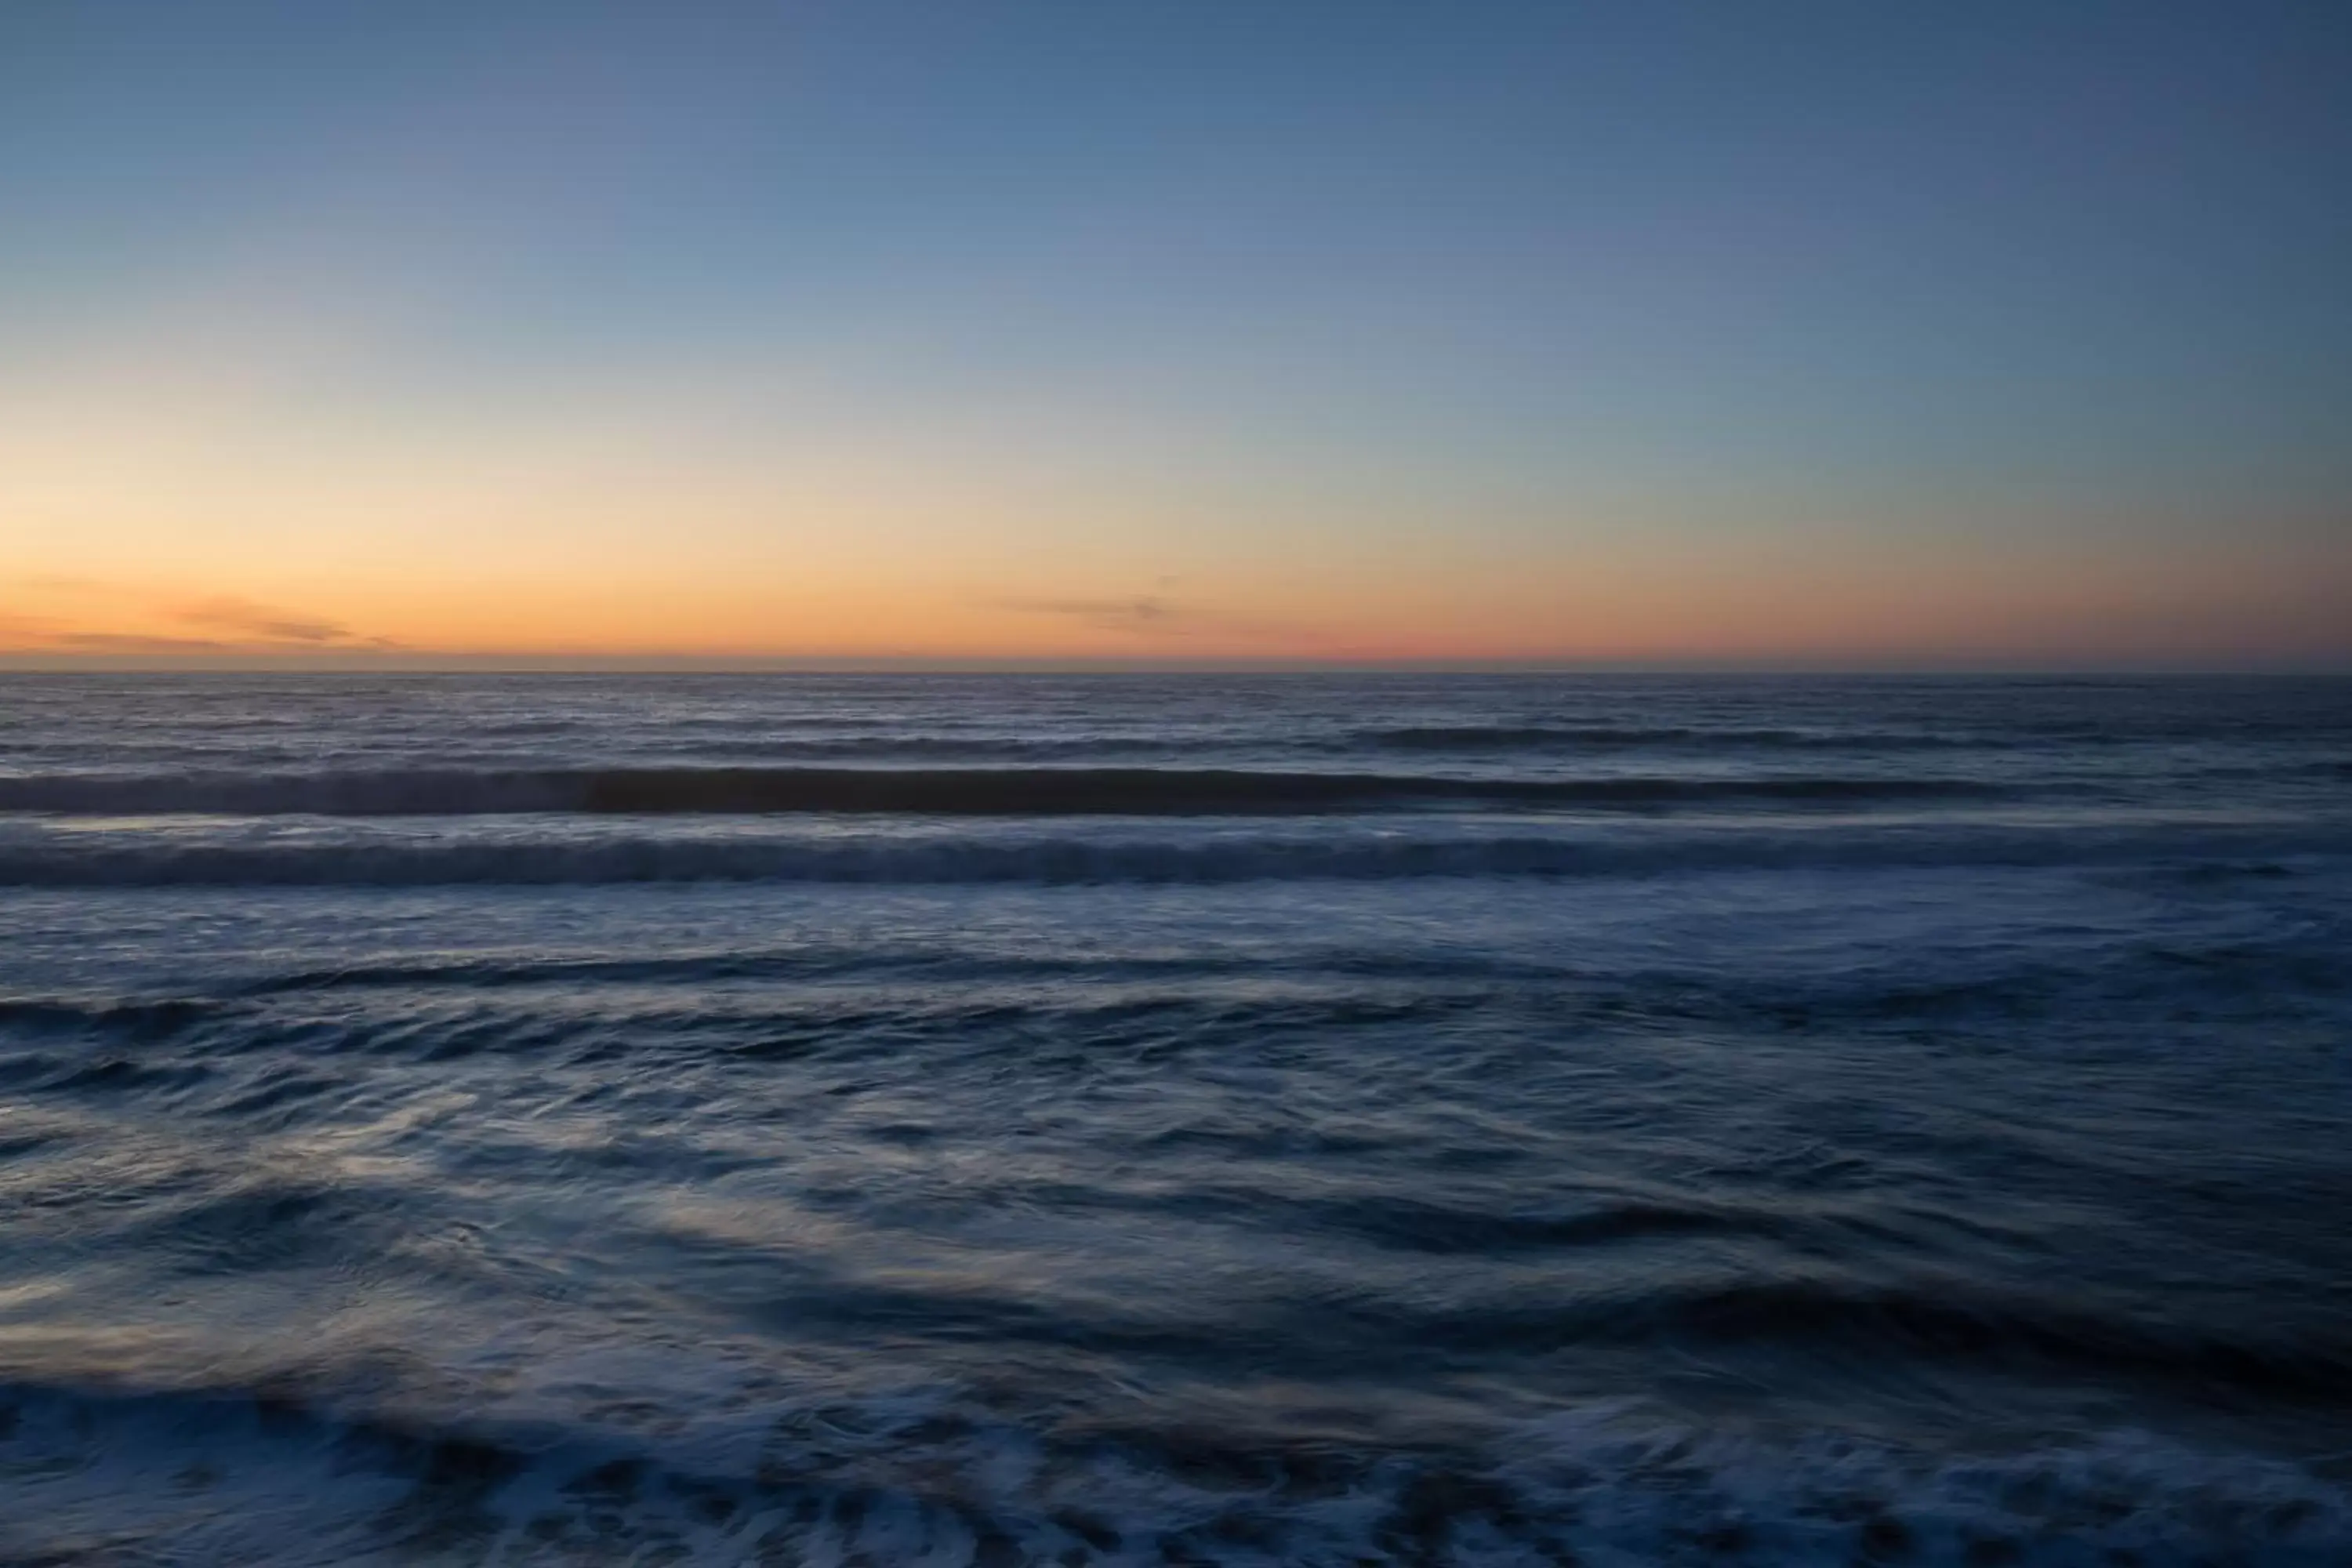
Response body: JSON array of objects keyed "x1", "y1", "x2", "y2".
[
  {"x1": 0, "y1": 824, "x2": 2340, "y2": 887},
  {"x1": 0, "y1": 765, "x2": 2002, "y2": 818},
  {"x1": 2, "y1": 1376, "x2": 2344, "y2": 1566},
  {"x1": 675, "y1": 728, "x2": 1951, "y2": 757},
  {"x1": 1548, "y1": 1273, "x2": 2352, "y2": 1403},
  {"x1": 1357, "y1": 724, "x2": 1970, "y2": 751}
]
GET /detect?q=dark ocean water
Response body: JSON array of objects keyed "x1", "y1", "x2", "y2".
[{"x1": 2, "y1": 673, "x2": 2349, "y2": 1565}]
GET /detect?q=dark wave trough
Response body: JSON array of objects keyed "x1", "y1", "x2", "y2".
[{"x1": 0, "y1": 764, "x2": 2007, "y2": 816}]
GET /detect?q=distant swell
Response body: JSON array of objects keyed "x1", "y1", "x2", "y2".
[
  {"x1": 0, "y1": 766, "x2": 1996, "y2": 818},
  {"x1": 0, "y1": 825, "x2": 2336, "y2": 887},
  {"x1": 1357, "y1": 724, "x2": 1967, "y2": 751}
]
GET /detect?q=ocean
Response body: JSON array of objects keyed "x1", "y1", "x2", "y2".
[{"x1": 2, "y1": 672, "x2": 2347, "y2": 1565}]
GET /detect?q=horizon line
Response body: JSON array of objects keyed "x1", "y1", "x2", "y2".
[{"x1": 5, "y1": 655, "x2": 2348, "y2": 677}]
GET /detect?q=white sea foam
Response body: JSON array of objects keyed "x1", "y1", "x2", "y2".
[{"x1": 4, "y1": 1377, "x2": 2347, "y2": 1566}]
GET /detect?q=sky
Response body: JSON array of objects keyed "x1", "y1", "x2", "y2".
[{"x1": 2, "y1": 0, "x2": 2347, "y2": 668}]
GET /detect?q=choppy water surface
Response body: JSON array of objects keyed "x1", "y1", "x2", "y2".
[{"x1": 2, "y1": 673, "x2": 2348, "y2": 1565}]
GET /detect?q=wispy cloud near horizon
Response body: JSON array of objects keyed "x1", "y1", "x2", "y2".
[
  {"x1": 995, "y1": 595, "x2": 1181, "y2": 633},
  {"x1": 990, "y1": 592, "x2": 1348, "y2": 653},
  {"x1": 55, "y1": 632, "x2": 240, "y2": 655},
  {"x1": 0, "y1": 582, "x2": 405, "y2": 656},
  {"x1": 175, "y1": 594, "x2": 359, "y2": 645}
]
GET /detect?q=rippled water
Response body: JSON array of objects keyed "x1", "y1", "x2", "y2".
[{"x1": 2, "y1": 673, "x2": 2348, "y2": 1564}]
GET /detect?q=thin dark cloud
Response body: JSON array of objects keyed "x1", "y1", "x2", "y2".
[
  {"x1": 993, "y1": 590, "x2": 1342, "y2": 652},
  {"x1": 997, "y1": 595, "x2": 1184, "y2": 633},
  {"x1": 57, "y1": 632, "x2": 236, "y2": 654},
  {"x1": 10, "y1": 586, "x2": 406, "y2": 658},
  {"x1": 176, "y1": 595, "x2": 351, "y2": 644}
]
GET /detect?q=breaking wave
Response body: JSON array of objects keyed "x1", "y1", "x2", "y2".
[{"x1": 2, "y1": 1377, "x2": 2346, "y2": 1567}]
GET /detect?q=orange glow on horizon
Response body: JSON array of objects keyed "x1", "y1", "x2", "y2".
[
  {"x1": 5, "y1": 234, "x2": 2344, "y2": 672},
  {"x1": 5, "y1": 528, "x2": 2347, "y2": 670}
]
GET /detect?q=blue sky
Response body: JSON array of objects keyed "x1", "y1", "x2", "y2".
[{"x1": 3, "y1": 1, "x2": 2347, "y2": 664}]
